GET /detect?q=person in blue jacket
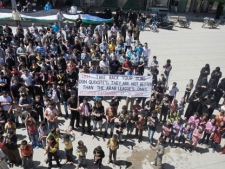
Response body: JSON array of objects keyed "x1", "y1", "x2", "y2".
[
  {"x1": 44, "y1": 1, "x2": 52, "y2": 11},
  {"x1": 52, "y1": 22, "x2": 59, "y2": 33}
]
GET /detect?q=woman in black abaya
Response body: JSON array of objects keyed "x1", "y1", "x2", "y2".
[
  {"x1": 202, "y1": 95, "x2": 217, "y2": 118},
  {"x1": 184, "y1": 90, "x2": 201, "y2": 119},
  {"x1": 209, "y1": 67, "x2": 222, "y2": 85},
  {"x1": 196, "y1": 64, "x2": 210, "y2": 87}
]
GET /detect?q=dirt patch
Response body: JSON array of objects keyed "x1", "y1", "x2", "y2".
[{"x1": 126, "y1": 145, "x2": 170, "y2": 169}]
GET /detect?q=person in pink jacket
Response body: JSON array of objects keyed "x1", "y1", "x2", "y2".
[
  {"x1": 188, "y1": 112, "x2": 200, "y2": 135},
  {"x1": 189, "y1": 126, "x2": 203, "y2": 152},
  {"x1": 200, "y1": 118, "x2": 216, "y2": 147}
]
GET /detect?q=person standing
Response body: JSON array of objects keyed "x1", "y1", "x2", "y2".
[
  {"x1": 3, "y1": 130, "x2": 21, "y2": 166},
  {"x1": 19, "y1": 140, "x2": 33, "y2": 169},
  {"x1": 93, "y1": 146, "x2": 105, "y2": 169},
  {"x1": 105, "y1": 102, "x2": 117, "y2": 138},
  {"x1": 43, "y1": 101, "x2": 59, "y2": 130},
  {"x1": 79, "y1": 97, "x2": 92, "y2": 136},
  {"x1": 92, "y1": 99, "x2": 104, "y2": 139},
  {"x1": 44, "y1": 135, "x2": 61, "y2": 169},
  {"x1": 166, "y1": 82, "x2": 179, "y2": 103},
  {"x1": 67, "y1": 91, "x2": 80, "y2": 130},
  {"x1": 76, "y1": 140, "x2": 88, "y2": 169},
  {"x1": 12, "y1": 8, "x2": 21, "y2": 26},
  {"x1": 142, "y1": 42, "x2": 151, "y2": 68},
  {"x1": 57, "y1": 9, "x2": 64, "y2": 29},
  {"x1": 150, "y1": 137, "x2": 165, "y2": 169},
  {"x1": 163, "y1": 59, "x2": 172, "y2": 83},
  {"x1": 107, "y1": 134, "x2": 119, "y2": 164}
]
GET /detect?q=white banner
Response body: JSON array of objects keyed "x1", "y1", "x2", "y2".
[{"x1": 78, "y1": 74, "x2": 153, "y2": 97}]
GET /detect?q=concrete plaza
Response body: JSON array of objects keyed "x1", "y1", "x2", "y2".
[{"x1": 10, "y1": 22, "x2": 225, "y2": 169}]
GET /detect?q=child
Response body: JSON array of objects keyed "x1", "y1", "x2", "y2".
[
  {"x1": 179, "y1": 123, "x2": 191, "y2": 149},
  {"x1": 25, "y1": 115, "x2": 39, "y2": 149},
  {"x1": 93, "y1": 146, "x2": 105, "y2": 167},
  {"x1": 189, "y1": 126, "x2": 203, "y2": 152},
  {"x1": 150, "y1": 137, "x2": 164, "y2": 169},
  {"x1": 33, "y1": 95, "x2": 44, "y2": 121},
  {"x1": 107, "y1": 134, "x2": 119, "y2": 164},
  {"x1": 63, "y1": 134, "x2": 75, "y2": 164},
  {"x1": 44, "y1": 135, "x2": 61, "y2": 168},
  {"x1": 199, "y1": 113, "x2": 208, "y2": 128},
  {"x1": 177, "y1": 97, "x2": 186, "y2": 116},
  {"x1": 115, "y1": 118, "x2": 126, "y2": 143},
  {"x1": 161, "y1": 119, "x2": 172, "y2": 142},
  {"x1": 170, "y1": 99, "x2": 178, "y2": 113},
  {"x1": 210, "y1": 121, "x2": 225, "y2": 153},
  {"x1": 20, "y1": 140, "x2": 33, "y2": 169},
  {"x1": 183, "y1": 79, "x2": 194, "y2": 102},
  {"x1": 76, "y1": 140, "x2": 88, "y2": 169},
  {"x1": 169, "y1": 118, "x2": 183, "y2": 147},
  {"x1": 169, "y1": 110, "x2": 179, "y2": 124},
  {"x1": 188, "y1": 112, "x2": 200, "y2": 136},
  {"x1": 147, "y1": 111, "x2": 159, "y2": 145},
  {"x1": 201, "y1": 118, "x2": 216, "y2": 147},
  {"x1": 11, "y1": 98, "x2": 22, "y2": 126},
  {"x1": 61, "y1": 125, "x2": 75, "y2": 137},
  {"x1": 38, "y1": 122, "x2": 49, "y2": 148}
]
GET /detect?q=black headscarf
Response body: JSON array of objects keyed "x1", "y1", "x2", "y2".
[
  {"x1": 205, "y1": 64, "x2": 210, "y2": 71},
  {"x1": 216, "y1": 67, "x2": 220, "y2": 72}
]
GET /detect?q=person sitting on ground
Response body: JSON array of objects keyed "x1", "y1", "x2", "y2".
[
  {"x1": 68, "y1": 4, "x2": 77, "y2": 14},
  {"x1": 44, "y1": 1, "x2": 52, "y2": 11}
]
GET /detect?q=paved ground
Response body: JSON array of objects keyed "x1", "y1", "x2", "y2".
[{"x1": 9, "y1": 22, "x2": 225, "y2": 169}]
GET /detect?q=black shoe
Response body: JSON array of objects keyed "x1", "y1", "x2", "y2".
[{"x1": 81, "y1": 132, "x2": 84, "y2": 136}]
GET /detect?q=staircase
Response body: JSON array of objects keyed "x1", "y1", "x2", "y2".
[{"x1": 122, "y1": 0, "x2": 139, "y2": 10}]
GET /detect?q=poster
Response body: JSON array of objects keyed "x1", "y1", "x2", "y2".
[{"x1": 78, "y1": 74, "x2": 153, "y2": 97}]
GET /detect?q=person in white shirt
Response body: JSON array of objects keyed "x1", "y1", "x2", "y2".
[
  {"x1": 68, "y1": 4, "x2": 77, "y2": 14},
  {"x1": 142, "y1": 42, "x2": 151, "y2": 68},
  {"x1": 94, "y1": 23, "x2": 103, "y2": 38},
  {"x1": 110, "y1": 22, "x2": 118, "y2": 37},
  {"x1": 21, "y1": 70, "x2": 33, "y2": 96},
  {"x1": 57, "y1": 9, "x2": 64, "y2": 29},
  {"x1": 99, "y1": 56, "x2": 109, "y2": 74},
  {"x1": 0, "y1": 91, "x2": 12, "y2": 114},
  {"x1": 150, "y1": 56, "x2": 159, "y2": 70},
  {"x1": 79, "y1": 97, "x2": 92, "y2": 136},
  {"x1": 29, "y1": 23, "x2": 38, "y2": 34},
  {"x1": 166, "y1": 82, "x2": 179, "y2": 102},
  {"x1": 44, "y1": 101, "x2": 59, "y2": 130},
  {"x1": 99, "y1": 39, "x2": 109, "y2": 53},
  {"x1": 125, "y1": 32, "x2": 134, "y2": 52}
]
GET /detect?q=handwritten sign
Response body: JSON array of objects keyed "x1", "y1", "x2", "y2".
[{"x1": 78, "y1": 74, "x2": 152, "y2": 97}]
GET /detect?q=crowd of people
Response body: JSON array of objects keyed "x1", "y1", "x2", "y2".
[{"x1": 0, "y1": 7, "x2": 225, "y2": 169}]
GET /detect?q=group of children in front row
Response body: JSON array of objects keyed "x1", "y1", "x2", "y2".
[{"x1": 151, "y1": 107, "x2": 225, "y2": 153}]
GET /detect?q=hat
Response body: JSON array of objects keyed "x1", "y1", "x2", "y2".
[{"x1": 8, "y1": 130, "x2": 14, "y2": 134}]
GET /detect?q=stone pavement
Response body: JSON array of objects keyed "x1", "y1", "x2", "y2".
[{"x1": 9, "y1": 22, "x2": 225, "y2": 169}]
